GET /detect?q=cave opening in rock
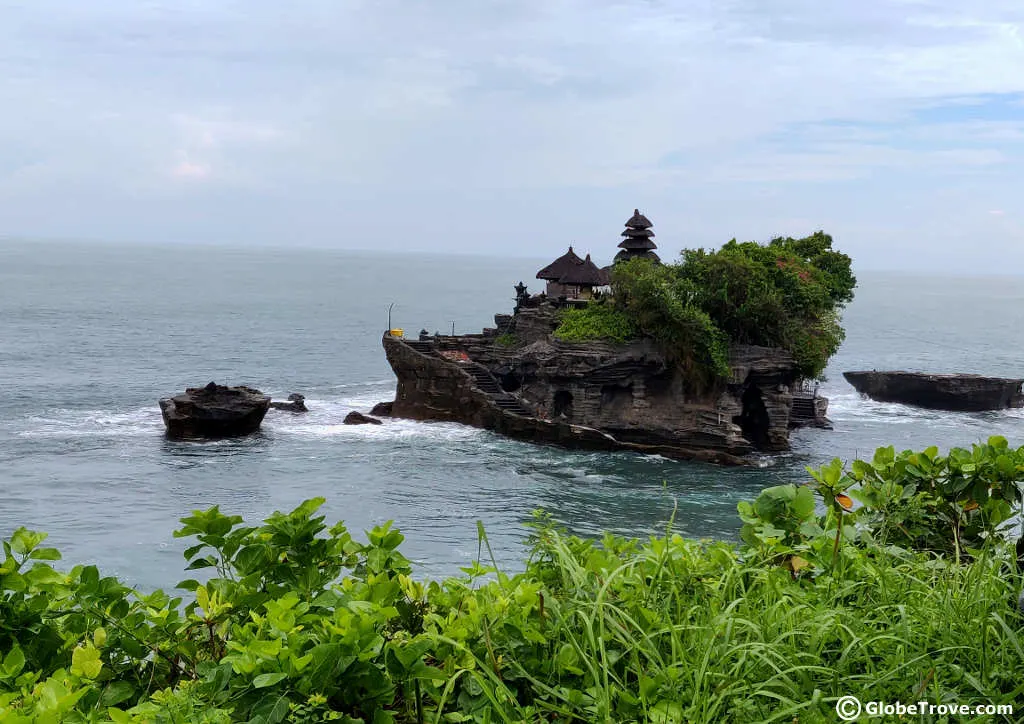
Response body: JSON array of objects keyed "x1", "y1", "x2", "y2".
[
  {"x1": 734, "y1": 385, "x2": 770, "y2": 448},
  {"x1": 499, "y1": 372, "x2": 522, "y2": 392},
  {"x1": 553, "y1": 390, "x2": 574, "y2": 418}
]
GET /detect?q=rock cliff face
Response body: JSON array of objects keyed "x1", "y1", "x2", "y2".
[
  {"x1": 382, "y1": 303, "x2": 830, "y2": 465},
  {"x1": 844, "y1": 371, "x2": 1024, "y2": 411}
]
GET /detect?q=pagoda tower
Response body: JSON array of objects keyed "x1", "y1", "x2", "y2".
[{"x1": 614, "y1": 209, "x2": 660, "y2": 264}]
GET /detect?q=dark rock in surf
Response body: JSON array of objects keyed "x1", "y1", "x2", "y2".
[
  {"x1": 369, "y1": 401, "x2": 394, "y2": 417},
  {"x1": 270, "y1": 393, "x2": 308, "y2": 413},
  {"x1": 843, "y1": 371, "x2": 1024, "y2": 412},
  {"x1": 344, "y1": 411, "x2": 383, "y2": 425},
  {"x1": 159, "y1": 382, "x2": 270, "y2": 439}
]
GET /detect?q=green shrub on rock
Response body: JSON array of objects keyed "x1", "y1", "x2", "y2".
[
  {"x1": 610, "y1": 231, "x2": 855, "y2": 383},
  {"x1": 553, "y1": 304, "x2": 638, "y2": 344}
]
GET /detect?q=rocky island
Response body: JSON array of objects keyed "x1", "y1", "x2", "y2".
[
  {"x1": 844, "y1": 371, "x2": 1024, "y2": 412},
  {"x1": 159, "y1": 382, "x2": 271, "y2": 439},
  {"x1": 381, "y1": 211, "x2": 853, "y2": 465}
]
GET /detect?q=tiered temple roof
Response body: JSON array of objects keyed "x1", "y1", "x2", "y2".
[{"x1": 615, "y1": 209, "x2": 660, "y2": 263}]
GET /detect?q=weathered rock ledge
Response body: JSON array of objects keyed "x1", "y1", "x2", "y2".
[
  {"x1": 381, "y1": 304, "x2": 830, "y2": 465},
  {"x1": 844, "y1": 371, "x2": 1024, "y2": 412},
  {"x1": 159, "y1": 382, "x2": 270, "y2": 439}
]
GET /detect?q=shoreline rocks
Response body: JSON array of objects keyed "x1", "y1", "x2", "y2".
[
  {"x1": 344, "y1": 411, "x2": 383, "y2": 425},
  {"x1": 270, "y1": 393, "x2": 308, "y2": 413},
  {"x1": 159, "y1": 382, "x2": 270, "y2": 439},
  {"x1": 370, "y1": 401, "x2": 394, "y2": 417},
  {"x1": 843, "y1": 371, "x2": 1024, "y2": 412}
]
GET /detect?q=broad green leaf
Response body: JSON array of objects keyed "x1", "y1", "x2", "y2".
[
  {"x1": 99, "y1": 681, "x2": 136, "y2": 707},
  {"x1": 107, "y1": 709, "x2": 134, "y2": 724},
  {"x1": 71, "y1": 644, "x2": 103, "y2": 679},
  {"x1": 791, "y1": 486, "x2": 817, "y2": 518},
  {"x1": 10, "y1": 528, "x2": 47, "y2": 556},
  {"x1": 29, "y1": 547, "x2": 61, "y2": 561},
  {"x1": 2, "y1": 645, "x2": 25, "y2": 679},
  {"x1": 252, "y1": 672, "x2": 288, "y2": 688}
]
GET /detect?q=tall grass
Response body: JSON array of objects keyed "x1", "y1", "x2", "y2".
[{"x1": 439, "y1": 521, "x2": 1024, "y2": 722}]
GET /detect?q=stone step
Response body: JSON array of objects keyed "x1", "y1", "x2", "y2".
[
  {"x1": 698, "y1": 411, "x2": 730, "y2": 426},
  {"x1": 404, "y1": 340, "x2": 436, "y2": 354},
  {"x1": 466, "y1": 368, "x2": 503, "y2": 393},
  {"x1": 791, "y1": 398, "x2": 817, "y2": 418},
  {"x1": 404, "y1": 346, "x2": 534, "y2": 417}
]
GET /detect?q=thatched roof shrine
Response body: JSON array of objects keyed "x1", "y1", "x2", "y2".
[
  {"x1": 557, "y1": 253, "x2": 610, "y2": 286},
  {"x1": 536, "y1": 246, "x2": 584, "y2": 281}
]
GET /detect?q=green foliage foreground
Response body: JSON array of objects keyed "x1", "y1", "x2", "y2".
[{"x1": 3, "y1": 438, "x2": 1024, "y2": 723}]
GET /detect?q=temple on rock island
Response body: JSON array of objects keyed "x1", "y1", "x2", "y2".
[
  {"x1": 380, "y1": 208, "x2": 831, "y2": 466},
  {"x1": 534, "y1": 209, "x2": 658, "y2": 303}
]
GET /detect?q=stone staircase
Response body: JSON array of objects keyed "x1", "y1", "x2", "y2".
[
  {"x1": 463, "y1": 364, "x2": 500, "y2": 393},
  {"x1": 790, "y1": 394, "x2": 817, "y2": 422},
  {"x1": 464, "y1": 365, "x2": 534, "y2": 416},
  {"x1": 401, "y1": 338, "x2": 534, "y2": 417},
  {"x1": 698, "y1": 410, "x2": 730, "y2": 427},
  {"x1": 404, "y1": 339, "x2": 436, "y2": 354}
]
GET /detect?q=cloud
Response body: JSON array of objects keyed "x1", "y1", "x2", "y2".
[
  {"x1": 0, "y1": 0, "x2": 1023, "y2": 270},
  {"x1": 171, "y1": 159, "x2": 211, "y2": 180}
]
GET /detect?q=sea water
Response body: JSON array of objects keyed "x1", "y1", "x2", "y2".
[{"x1": 2, "y1": 239, "x2": 1024, "y2": 589}]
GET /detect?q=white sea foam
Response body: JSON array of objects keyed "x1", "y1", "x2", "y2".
[
  {"x1": 13, "y1": 381, "x2": 407, "y2": 442},
  {"x1": 17, "y1": 407, "x2": 162, "y2": 438},
  {"x1": 265, "y1": 395, "x2": 483, "y2": 443},
  {"x1": 641, "y1": 454, "x2": 674, "y2": 464},
  {"x1": 15, "y1": 396, "x2": 481, "y2": 446},
  {"x1": 329, "y1": 379, "x2": 394, "y2": 389},
  {"x1": 826, "y1": 390, "x2": 956, "y2": 424}
]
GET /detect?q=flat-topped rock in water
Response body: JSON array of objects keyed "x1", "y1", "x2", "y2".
[
  {"x1": 843, "y1": 371, "x2": 1024, "y2": 412},
  {"x1": 159, "y1": 382, "x2": 271, "y2": 439},
  {"x1": 270, "y1": 393, "x2": 308, "y2": 412}
]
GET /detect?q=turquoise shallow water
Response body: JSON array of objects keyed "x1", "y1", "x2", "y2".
[{"x1": 2, "y1": 239, "x2": 1024, "y2": 589}]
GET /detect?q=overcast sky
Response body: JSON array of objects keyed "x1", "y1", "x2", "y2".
[{"x1": 2, "y1": 1, "x2": 1023, "y2": 271}]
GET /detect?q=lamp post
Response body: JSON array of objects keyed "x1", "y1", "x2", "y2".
[{"x1": 387, "y1": 302, "x2": 395, "y2": 332}]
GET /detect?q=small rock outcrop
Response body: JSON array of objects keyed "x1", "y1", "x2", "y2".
[
  {"x1": 370, "y1": 401, "x2": 394, "y2": 417},
  {"x1": 270, "y1": 393, "x2": 308, "y2": 412},
  {"x1": 159, "y1": 382, "x2": 270, "y2": 439},
  {"x1": 344, "y1": 411, "x2": 383, "y2": 425},
  {"x1": 844, "y1": 371, "x2": 1024, "y2": 411}
]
